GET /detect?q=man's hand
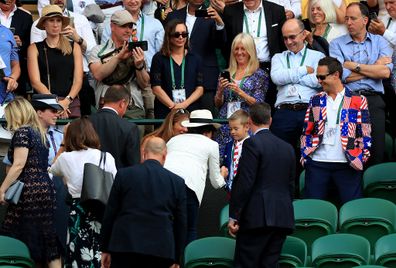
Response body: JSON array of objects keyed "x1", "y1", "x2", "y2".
[
  {"x1": 210, "y1": 0, "x2": 225, "y2": 13},
  {"x1": 14, "y1": 35, "x2": 22, "y2": 47},
  {"x1": 375, "y1": 56, "x2": 392, "y2": 65},
  {"x1": 131, "y1": 47, "x2": 145, "y2": 68},
  {"x1": 207, "y1": 6, "x2": 224, "y2": 26},
  {"x1": 306, "y1": 66, "x2": 314, "y2": 74},
  {"x1": 228, "y1": 218, "x2": 239, "y2": 237},
  {"x1": 169, "y1": 264, "x2": 180, "y2": 268},
  {"x1": 220, "y1": 166, "x2": 228, "y2": 178},
  {"x1": 368, "y1": 19, "x2": 386, "y2": 35},
  {"x1": 101, "y1": 252, "x2": 111, "y2": 268},
  {"x1": 285, "y1": 10, "x2": 295, "y2": 19},
  {"x1": 303, "y1": 30, "x2": 313, "y2": 46},
  {"x1": 116, "y1": 41, "x2": 132, "y2": 61},
  {"x1": 3, "y1": 77, "x2": 18, "y2": 92}
]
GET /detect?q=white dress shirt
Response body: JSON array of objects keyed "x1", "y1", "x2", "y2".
[
  {"x1": 380, "y1": 14, "x2": 396, "y2": 47},
  {"x1": 266, "y1": 0, "x2": 301, "y2": 18},
  {"x1": 164, "y1": 134, "x2": 226, "y2": 204},
  {"x1": 0, "y1": 5, "x2": 17, "y2": 28},
  {"x1": 271, "y1": 45, "x2": 325, "y2": 107},
  {"x1": 37, "y1": 0, "x2": 96, "y2": 16}
]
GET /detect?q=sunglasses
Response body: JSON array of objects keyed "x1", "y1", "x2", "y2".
[
  {"x1": 176, "y1": 109, "x2": 189, "y2": 114},
  {"x1": 119, "y1": 23, "x2": 135, "y2": 29},
  {"x1": 316, "y1": 72, "x2": 335, "y2": 81},
  {"x1": 171, "y1": 32, "x2": 188, "y2": 38},
  {"x1": 283, "y1": 30, "x2": 304, "y2": 41}
]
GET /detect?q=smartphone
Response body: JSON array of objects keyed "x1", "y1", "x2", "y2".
[
  {"x1": 369, "y1": 12, "x2": 378, "y2": 21},
  {"x1": 195, "y1": 9, "x2": 209, "y2": 17},
  {"x1": 128, "y1": 40, "x2": 148, "y2": 51},
  {"x1": 9, "y1": 27, "x2": 15, "y2": 34},
  {"x1": 220, "y1": 70, "x2": 231, "y2": 82},
  {"x1": 302, "y1": 19, "x2": 311, "y2": 32}
]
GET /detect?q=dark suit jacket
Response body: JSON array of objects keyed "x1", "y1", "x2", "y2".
[
  {"x1": 166, "y1": 8, "x2": 226, "y2": 91},
  {"x1": 222, "y1": 1, "x2": 286, "y2": 62},
  {"x1": 11, "y1": 7, "x2": 33, "y2": 95},
  {"x1": 89, "y1": 108, "x2": 140, "y2": 169},
  {"x1": 101, "y1": 159, "x2": 187, "y2": 263},
  {"x1": 230, "y1": 129, "x2": 295, "y2": 232}
]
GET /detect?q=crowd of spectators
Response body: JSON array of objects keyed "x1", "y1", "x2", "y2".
[{"x1": 0, "y1": 0, "x2": 395, "y2": 266}]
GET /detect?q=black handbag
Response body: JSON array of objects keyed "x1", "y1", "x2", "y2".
[
  {"x1": 5, "y1": 180, "x2": 24, "y2": 205},
  {"x1": 81, "y1": 152, "x2": 114, "y2": 207}
]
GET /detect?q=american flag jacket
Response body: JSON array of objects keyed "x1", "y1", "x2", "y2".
[{"x1": 300, "y1": 88, "x2": 371, "y2": 171}]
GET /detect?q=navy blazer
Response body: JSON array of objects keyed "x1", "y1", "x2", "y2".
[
  {"x1": 101, "y1": 159, "x2": 187, "y2": 263},
  {"x1": 166, "y1": 8, "x2": 226, "y2": 91},
  {"x1": 230, "y1": 129, "x2": 295, "y2": 232},
  {"x1": 89, "y1": 109, "x2": 140, "y2": 169},
  {"x1": 222, "y1": 0, "x2": 286, "y2": 63}
]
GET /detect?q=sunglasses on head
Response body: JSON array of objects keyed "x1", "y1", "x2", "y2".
[
  {"x1": 171, "y1": 32, "x2": 188, "y2": 38},
  {"x1": 316, "y1": 72, "x2": 335, "y2": 81},
  {"x1": 176, "y1": 109, "x2": 189, "y2": 114}
]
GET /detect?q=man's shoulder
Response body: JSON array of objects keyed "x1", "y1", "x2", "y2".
[
  {"x1": 224, "y1": 1, "x2": 243, "y2": 14},
  {"x1": 15, "y1": 7, "x2": 33, "y2": 17},
  {"x1": 262, "y1": 0, "x2": 285, "y2": 10}
]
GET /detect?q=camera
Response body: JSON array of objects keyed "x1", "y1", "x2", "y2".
[{"x1": 128, "y1": 41, "x2": 148, "y2": 51}]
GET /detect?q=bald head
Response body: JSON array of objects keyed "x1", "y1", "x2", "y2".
[
  {"x1": 282, "y1": 18, "x2": 306, "y2": 54},
  {"x1": 143, "y1": 137, "x2": 167, "y2": 164}
]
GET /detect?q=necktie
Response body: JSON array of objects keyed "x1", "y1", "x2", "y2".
[
  {"x1": 233, "y1": 141, "x2": 240, "y2": 178},
  {"x1": 48, "y1": 130, "x2": 58, "y2": 156},
  {"x1": 66, "y1": 0, "x2": 74, "y2": 12}
]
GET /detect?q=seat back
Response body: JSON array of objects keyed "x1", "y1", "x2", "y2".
[
  {"x1": 339, "y1": 198, "x2": 396, "y2": 249},
  {"x1": 385, "y1": 132, "x2": 394, "y2": 161},
  {"x1": 311, "y1": 234, "x2": 371, "y2": 268},
  {"x1": 299, "y1": 170, "x2": 305, "y2": 197},
  {"x1": 0, "y1": 236, "x2": 34, "y2": 268},
  {"x1": 279, "y1": 236, "x2": 307, "y2": 268},
  {"x1": 292, "y1": 199, "x2": 338, "y2": 252},
  {"x1": 363, "y1": 162, "x2": 396, "y2": 204},
  {"x1": 219, "y1": 204, "x2": 230, "y2": 237},
  {"x1": 352, "y1": 266, "x2": 387, "y2": 268},
  {"x1": 184, "y1": 237, "x2": 235, "y2": 268},
  {"x1": 375, "y1": 233, "x2": 396, "y2": 267}
]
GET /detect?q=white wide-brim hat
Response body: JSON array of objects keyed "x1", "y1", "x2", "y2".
[{"x1": 181, "y1": 109, "x2": 221, "y2": 129}]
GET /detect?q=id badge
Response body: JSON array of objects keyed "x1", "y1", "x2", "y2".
[
  {"x1": 227, "y1": 101, "x2": 241, "y2": 118},
  {"x1": 172, "y1": 88, "x2": 186, "y2": 104},
  {"x1": 286, "y1": 85, "x2": 298, "y2": 97},
  {"x1": 322, "y1": 123, "x2": 337, "y2": 145}
]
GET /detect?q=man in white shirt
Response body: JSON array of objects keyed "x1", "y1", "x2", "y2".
[
  {"x1": 37, "y1": 0, "x2": 95, "y2": 16},
  {"x1": 267, "y1": 0, "x2": 301, "y2": 19}
]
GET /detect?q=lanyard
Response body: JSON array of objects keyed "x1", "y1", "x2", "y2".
[
  {"x1": 97, "y1": 40, "x2": 109, "y2": 57},
  {"x1": 286, "y1": 46, "x2": 308, "y2": 69},
  {"x1": 230, "y1": 72, "x2": 247, "y2": 99},
  {"x1": 335, "y1": 96, "x2": 344, "y2": 124},
  {"x1": 386, "y1": 18, "x2": 392, "y2": 29},
  {"x1": 139, "y1": 14, "x2": 144, "y2": 41},
  {"x1": 322, "y1": 23, "x2": 331, "y2": 39},
  {"x1": 170, "y1": 56, "x2": 185, "y2": 89},
  {"x1": 243, "y1": 10, "x2": 262, "y2": 37}
]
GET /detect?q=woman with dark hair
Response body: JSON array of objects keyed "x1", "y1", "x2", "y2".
[
  {"x1": 150, "y1": 19, "x2": 204, "y2": 118},
  {"x1": 49, "y1": 117, "x2": 117, "y2": 268},
  {"x1": 27, "y1": 5, "x2": 83, "y2": 119}
]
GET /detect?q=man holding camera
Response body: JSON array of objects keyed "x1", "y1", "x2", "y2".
[{"x1": 88, "y1": 10, "x2": 149, "y2": 122}]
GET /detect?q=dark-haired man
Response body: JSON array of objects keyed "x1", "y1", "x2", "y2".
[
  {"x1": 330, "y1": 2, "x2": 393, "y2": 165},
  {"x1": 300, "y1": 57, "x2": 371, "y2": 204},
  {"x1": 89, "y1": 84, "x2": 140, "y2": 169},
  {"x1": 228, "y1": 102, "x2": 295, "y2": 268}
]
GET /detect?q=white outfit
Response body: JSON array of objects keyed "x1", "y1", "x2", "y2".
[
  {"x1": 325, "y1": 23, "x2": 348, "y2": 43},
  {"x1": 37, "y1": 0, "x2": 96, "y2": 16},
  {"x1": 164, "y1": 134, "x2": 226, "y2": 204},
  {"x1": 266, "y1": 0, "x2": 301, "y2": 18},
  {"x1": 30, "y1": 10, "x2": 97, "y2": 73},
  {"x1": 49, "y1": 148, "x2": 117, "y2": 198}
]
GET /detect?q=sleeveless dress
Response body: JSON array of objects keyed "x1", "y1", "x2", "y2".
[{"x1": 1, "y1": 126, "x2": 60, "y2": 263}]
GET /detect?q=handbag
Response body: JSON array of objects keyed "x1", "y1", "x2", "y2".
[
  {"x1": 81, "y1": 152, "x2": 114, "y2": 207},
  {"x1": 5, "y1": 180, "x2": 24, "y2": 205}
]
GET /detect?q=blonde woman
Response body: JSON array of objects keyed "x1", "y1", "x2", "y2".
[
  {"x1": 215, "y1": 33, "x2": 268, "y2": 160},
  {"x1": 309, "y1": 0, "x2": 348, "y2": 42},
  {"x1": 0, "y1": 97, "x2": 61, "y2": 268},
  {"x1": 27, "y1": 4, "x2": 83, "y2": 119}
]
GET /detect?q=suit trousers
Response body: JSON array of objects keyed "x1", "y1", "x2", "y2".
[
  {"x1": 234, "y1": 227, "x2": 287, "y2": 268},
  {"x1": 186, "y1": 187, "x2": 199, "y2": 245},
  {"x1": 110, "y1": 252, "x2": 173, "y2": 268},
  {"x1": 304, "y1": 158, "x2": 363, "y2": 204}
]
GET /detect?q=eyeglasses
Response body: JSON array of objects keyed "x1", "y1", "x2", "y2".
[
  {"x1": 283, "y1": 30, "x2": 304, "y2": 41},
  {"x1": 171, "y1": 32, "x2": 188, "y2": 38},
  {"x1": 119, "y1": 23, "x2": 135, "y2": 29},
  {"x1": 316, "y1": 72, "x2": 335, "y2": 80}
]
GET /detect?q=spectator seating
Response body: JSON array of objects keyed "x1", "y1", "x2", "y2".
[
  {"x1": 339, "y1": 198, "x2": 396, "y2": 250},
  {"x1": 292, "y1": 199, "x2": 338, "y2": 253},
  {"x1": 352, "y1": 266, "x2": 387, "y2": 268},
  {"x1": 299, "y1": 170, "x2": 305, "y2": 198},
  {"x1": 311, "y1": 233, "x2": 371, "y2": 267},
  {"x1": 374, "y1": 233, "x2": 396, "y2": 267},
  {"x1": 363, "y1": 162, "x2": 396, "y2": 204},
  {"x1": 219, "y1": 204, "x2": 230, "y2": 237},
  {"x1": 184, "y1": 237, "x2": 235, "y2": 268},
  {"x1": 385, "y1": 132, "x2": 394, "y2": 161},
  {"x1": 279, "y1": 236, "x2": 307, "y2": 268},
  {"x1": 0, "y1": 235, "x2": 34, "y2": 268}
]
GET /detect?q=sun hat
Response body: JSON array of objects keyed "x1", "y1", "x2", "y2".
[
  {"x1": 31, "y1": 94, "x2": 63, "y2": 111},
  {"x1": 181, "y1": 109, "x2": 221, "y2": 129},
  {"x1": 111, "y1": 10, "x2": 135, "y2": 26},
  {"x1": 36, "y1": 5, "x2": 70, "y2": 30}
]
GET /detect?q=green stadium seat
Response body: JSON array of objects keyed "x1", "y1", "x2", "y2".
[
  {"x1": 352, "y1": 266, "x2": 386, "y2": 268},
  {"x1": 339, "y1": 198, "x2": 396, "y2": 250},
  {"x1": 184, "y1": 237, "x2": 235, "y2": 268},
  {"x1": 219, "y1": 204, "x2": 231, "y2": 237},
  {"x1": 375, "y1": 233, "x2": 396, "y2": 267},
  {"x1": 363, "y1": 162, "x2": 396, "y2": 204},
  {"x1": 385, "y1": 132, "x2": 394, "y2": 161},
  {"x1": 311, "y1": 234, "x2": 371, "y2": 268},
  {"x1": 279, "y1": 236, "x2": 307, "y2": 268},
  {"x1": 0, "y1": 235, "x2": 34, "y2": 268}
]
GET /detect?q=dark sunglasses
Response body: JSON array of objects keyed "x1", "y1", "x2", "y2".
[
  {"x1": 316, "y1": 72, "x2": 335, "y2": 81},
  {"x1": 176, "y1": 109, "x2": 189, "y2": 114},
  {"x1": 283, "y1": 30, "x2": 304, "y2": 41},
  {"x1": 171, "y1": 31, "x2": 188, "y2": 38},
  {"x1": 119, "y1": 23, "x2": 135, "y2": 29}
]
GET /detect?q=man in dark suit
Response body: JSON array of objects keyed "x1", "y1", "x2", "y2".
[
  {"x1": 166, "y1": 1, "x2": 226, "y2": 115},
  {"x1": 0, "y1": 0, "x2": 32, "y2": 97},
  {"x1": 101, "y1": 137, "x2": 187, "y2": 268},
  {"x1": 89, "y1": 85, "x2": 140, "y2": 169},
  {"x1": 222, "y1": 0, "x2": 286, "y2": 107},
  {"x1": 228, "y1": 102, "x2": 295, "y2": 268}
]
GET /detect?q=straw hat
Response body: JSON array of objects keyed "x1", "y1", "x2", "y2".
[
  {"x1": 181, "y1": 109, "x2": 221, "y2": 129},
  {"x1": 36, "y1": 5, "x2": 70, "y2": 30}
]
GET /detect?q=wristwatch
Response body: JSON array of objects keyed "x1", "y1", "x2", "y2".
[
  {"x1": 77, "y1": 37, "x2": 84, "y2": 45},
  {"x1": 66, "y1": 95, "x2": 74, "y2": 102},
  {"x1": 354, "y1": 63, "x2": 361, "y2": 73}
]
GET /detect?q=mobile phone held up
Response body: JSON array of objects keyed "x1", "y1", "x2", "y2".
[
  {"x1": 369, "y1": 12, "x2": 378, "y2": 21},
  {"x1": 195, "y1": 9, "x2": 209, "y2": 17},
  {"x1": 220, "y1": 71, "x2": 231, "y2": 82},
  {"x1": 128, "y1": 40, "x2": 148, "y2": 51},
  {"x1": 302, "y1": 19, "x2": 311, "y2": 32}
]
